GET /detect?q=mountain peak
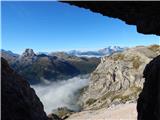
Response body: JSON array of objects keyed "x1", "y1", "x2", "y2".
[{"x1": 22, "y1": 48, "x2": 36, "y2": 57}]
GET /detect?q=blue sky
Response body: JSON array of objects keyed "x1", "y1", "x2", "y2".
[{"x1": 2, "y1": 1, "x2": 160, "y2": 54}]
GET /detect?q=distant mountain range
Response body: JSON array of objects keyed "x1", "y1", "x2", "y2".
[
  {"x1": 68, "y1": 46, "x2": 126, "y2": 57},
  {"x1": 31, "y1": 46, "x2": 126, "y2": 57},
  {"x1": 1, "y1": 49, "x2": 100, "y2": 84},
  {"x1": 1, "y1": 46, "x2": 126, "y2": 84},
  {"x1": 1, "y1": 46, "x2": 126, "y2": 58}
]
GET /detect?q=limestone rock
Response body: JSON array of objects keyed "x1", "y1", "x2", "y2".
[{"x1": 79, "y1": 45, "x2": 160, "y2": 110}]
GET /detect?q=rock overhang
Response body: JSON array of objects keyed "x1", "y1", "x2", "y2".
[{"x1": 61, "y1": 1, "x2": 160, "y2": 36}]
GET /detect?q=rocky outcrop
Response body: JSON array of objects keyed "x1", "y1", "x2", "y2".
[
  {"x1": 137, "y1": 55, "x2": 160, "y2": 120},
  {"x1": 1, "y1": 57, "x2": 49, "y2": 120},
  {"x1": 63, "y1": 2, "x2": 160, "y2": 36},
  {"x1": 21, "y1": 48, "x2": 36, "y2": 58},
  {"x1": 78, "y1": 45, "x2": 160, "y2": 110}
]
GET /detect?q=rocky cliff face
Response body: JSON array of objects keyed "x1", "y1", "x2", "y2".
[
  {"x1": 1, "y1": 57, "x2": 49, "y2": 120},
  {"x1": 18, "y1": 48, "x2": 37, "y2": 66},
  {"x1": 137, "y1": 55, "x2": 160, "y2": 120},
  {"x1": 79, "y1": 45, "x2": 160, "y2": 110}
]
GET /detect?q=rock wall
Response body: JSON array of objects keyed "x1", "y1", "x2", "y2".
[
  {"x1": 78, "y1": 45, "x2": 160, "y2": 110},
  {"x1": 1, "y1": 57, "x2": 49, "y2": 120},
  {"x1": 137, "y1": 55, "x2": 160, "y2": 120},
  {"x1": 63, "y1": 1, "x2": 160, "y2": 36}
]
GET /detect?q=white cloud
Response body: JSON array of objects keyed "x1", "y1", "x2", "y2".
[{"x1": 32, "y1": 75, "x2": 89, "y2": 114}]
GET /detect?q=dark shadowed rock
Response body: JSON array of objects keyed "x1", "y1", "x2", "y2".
[
  {"x1": 63, "y1": 1, "x2": 160, "y2": 36},
  {"x1": 137, "y1": 55, "x2": 160, "y2": 120},
  {"x1": 1, "y1": 57, "x2": 49, "y2": 120}
]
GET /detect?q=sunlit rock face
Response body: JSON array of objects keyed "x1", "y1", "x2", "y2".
[
  {"x1": 78, "y1": 45, "x2": 160, "y2": 110},
  {"x1": 64, "y1": 1, "x2": 160, "y2": 36},
  {"x1": 137, "y1": 55, "x2": 160, "y2": 120},
  {"x1": 1, "y1": 58, "x2": 49, "y2": 120}
]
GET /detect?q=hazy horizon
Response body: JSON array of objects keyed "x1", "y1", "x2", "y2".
[{"x1": 2, "y1": 44, "x2": 159, "y2": 55}]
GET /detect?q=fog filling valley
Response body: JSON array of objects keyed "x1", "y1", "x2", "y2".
[{"x1": 32, "y1": 75, "x2": 89, "y2": 114}]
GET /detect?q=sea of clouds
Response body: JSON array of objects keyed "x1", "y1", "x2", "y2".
[{"x1": 32, "y1": 75, "x2": 89, "y2": 114}]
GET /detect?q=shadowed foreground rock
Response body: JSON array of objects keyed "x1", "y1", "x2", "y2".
[
  {"x1": 63, "y1": 1, "x2": 160, "y2": 36},
  {"x1": 1, "y1": 57, "x2": 49, "y2": 120},
  {"x1": 137, "y1": 55, "x2": 160, "y2": 120}
]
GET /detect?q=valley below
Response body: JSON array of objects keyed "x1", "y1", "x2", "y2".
[{"x1": 32, "y1": 75, "x2": 90, "y2": 114}]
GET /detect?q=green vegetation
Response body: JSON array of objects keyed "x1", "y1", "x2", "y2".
[
  {"x1": 70, "y1": 58, "x2": 100, "y2": 74},
  {"x1": 53, "y1": 107, "x2": 73, "y2": 119},
  {"x1": 98, "y1": 84, "x2": 142, "y2": 107},
  {"x1": 78, "y1": 86, "x2": 88, "y2": 96},
  {"x1": 86, "y1": 98, "x2": 97, "y2": 105},
  {"x1": 148, "y1": 45, "x2": 160, "y2": 52},
  {"x1": 101, "y1": 91, "x2": 114, "y2": 101},
  {"x1": 111, "y1": 94, "x2": 130, "y2": 103},
  {"x1": 132, "y1": 56, "x2": 141, "y2": 69},
  {"x1": 111, "y1": 85, "x2": 142, "y2": 103},
  {"x1": 113, "y1": 53, "x2": 125, "y2": 61},
  {"x1": 130, "y1": 85, "x2": 142, "y2": 95}
]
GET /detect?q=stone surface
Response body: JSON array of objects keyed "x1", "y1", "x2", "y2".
[
  {"x1": 1, "y1": 57, "x2": 49, "y2": 120},
  {"x1": 52, "y1": 107, "x2": 74, "y2": 119},
  {"x1": 66, "y1": 103, "x2": 137, "y2": 120},
  {"x1": 63, "y1": 1, "x2": 160, "y2": 35},
  {"x1": 78, "y1": 45, "x2": 160, "y2": 110},
  {"x1": 137, "y1": 55, "x2": 160, "y2": 120}
]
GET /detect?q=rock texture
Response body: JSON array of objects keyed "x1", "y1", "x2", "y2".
[
  {"x1": 137, "y1": 55, "x2": 160, "y2": 120},
  {"x1": 1, "y1": 57, "x2": 49, "y2": 120},
  {"x1": 78, "y1": 45, "x2": 160, "y2": 110},
  {"x1": 66, "y1": 103, "x2": 137, "y2": 120},
  {"x1": 52, "y1": 107, "x2": 75, "y2": 120},
  {"x1": 64, "y1": 1, "x2": 160, "y2": 35}
]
